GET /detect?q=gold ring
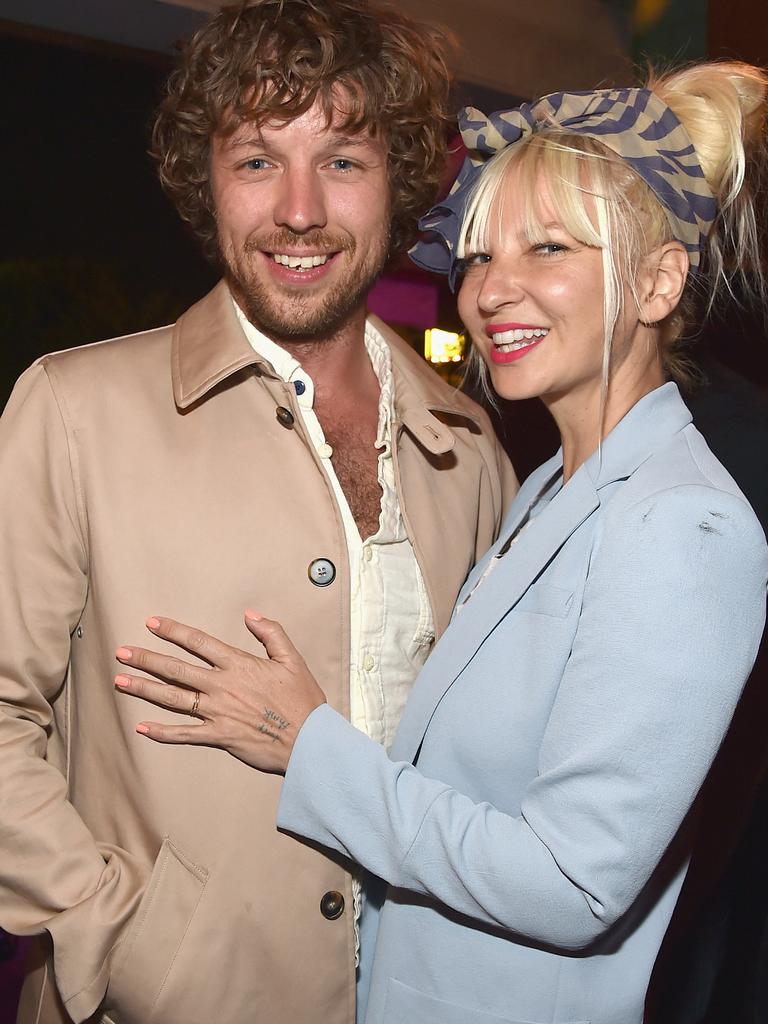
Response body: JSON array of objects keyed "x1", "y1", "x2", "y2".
[{"x1": 190, "y1": 690, "x2": 200, "y2": 717}]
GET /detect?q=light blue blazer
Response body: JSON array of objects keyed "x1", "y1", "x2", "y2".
[{"x1": 278, "y1": 384, "x2": 768, "y2": 1024}]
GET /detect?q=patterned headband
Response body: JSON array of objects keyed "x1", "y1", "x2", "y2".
[{"x1": 410, "y1": 88, "x2": 718, "y2": 290}]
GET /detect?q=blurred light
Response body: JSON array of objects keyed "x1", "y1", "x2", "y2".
[
  {"x1": 424, "y1": 329, "x2": 466, "y2": 364},
  {"x1": 633, "y1": 0, "x2": 670, "y2": 31}
]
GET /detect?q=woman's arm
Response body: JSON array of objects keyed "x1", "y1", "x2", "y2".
[
  {"x1": 116, "y1": 484, "x2": 767, "y2": 950},
  {"x1": 277, "y1": 485, "x2": 767, "y2": 947}
]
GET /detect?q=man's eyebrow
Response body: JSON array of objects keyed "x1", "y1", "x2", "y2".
[
  {"x1": 222, "y1": 132, "x2": 376, "y2": 152},
  {"x1": 223, "y1": 134, "x2": 265, "y2": 151},
  {"x1": 324, "y1": 135, "x2": 374, "y2": 148}
]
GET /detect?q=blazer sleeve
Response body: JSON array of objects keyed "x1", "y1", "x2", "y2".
[
  {"x1": 278, "y1": 484, "x2": 768, "y2": 950},
  {"x1": 0, "y1": 363, "x2": 148, "y2": 1022}
]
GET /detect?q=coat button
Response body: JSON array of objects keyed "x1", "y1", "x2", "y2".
[
  {"x1": 320, "y1": 890, "x2": 345, "y2": 920},
  {"x1": 276, "y1": 406, "x2": 295, "y2": 428},
  {"x1": 308, "y1": 558, "x2": 336, "y2": 587}
]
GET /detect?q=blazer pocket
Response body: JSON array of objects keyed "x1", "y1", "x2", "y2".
[
  {"x1": 383, "y1": 977, "x2": 589, "y2": 1024},
  {"x1": 104, "y1": 836, "x2": 208, "y2": 1024},
  {"x1": 516, "y1": 582, "x2": 574, "y2": 619}
]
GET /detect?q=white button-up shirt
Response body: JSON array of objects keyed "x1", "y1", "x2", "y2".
[{"x1": 234, "y1": 300, "x2": 435, "y2": 957}]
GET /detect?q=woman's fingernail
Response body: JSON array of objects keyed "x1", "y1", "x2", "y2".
[
  {"x1": 146, "y1": 617, "x2": 161, "y2": 629},
  {"x1": 245, "y1": 609, "x2": 263, "y2": 621},
  {"x1": 116, "y1": 647, "x2": 132, "y2": 661},
  {"x1": 136, "y1": 724, "x2": 150, "y2": 735},
  {"x1": 115, "y1": 675, "x2": 131, "y2": 688}
]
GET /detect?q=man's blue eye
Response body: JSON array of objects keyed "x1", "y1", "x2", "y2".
[
  {"x1": 244, "y1": 158, "x2": 267, "y2": 171},
  {"x1": 331, "y1": 159, "x2": 354, "y2": 170}
]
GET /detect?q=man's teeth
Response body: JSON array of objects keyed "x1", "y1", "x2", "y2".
[
  {"x1": 493, "y1": 327, "x2": 549, "y2": 351},
  {"x1": 272, "y1": 253, "x2": 330, "y2": 270}
]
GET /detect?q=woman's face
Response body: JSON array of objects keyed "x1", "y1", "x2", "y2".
[{"x1": 458, "y1": 167, "x2": 626, "y2": 414}]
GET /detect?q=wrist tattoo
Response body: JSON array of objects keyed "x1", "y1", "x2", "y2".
[
  {"x1": 257, "y1": 723, "x2": 281, "y2": 743},
  {"x1": 264, "y1": 707, "x2": 290, "y2": 731}
]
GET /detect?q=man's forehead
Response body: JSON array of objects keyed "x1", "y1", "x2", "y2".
[
  {"x1": 219, "y1": 85, "x2": 377, "y2": 144},
  {"x1": 219, "y1": 104, "x2": 379, "y2": 152}
]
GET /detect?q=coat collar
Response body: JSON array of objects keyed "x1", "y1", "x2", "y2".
[
  {"x1": 582, "y1": 381, "x2": 692, "y2": 490},
  {"x1": 171, "y1": 283, "x2": 483, "y2": 457},
  {"x1": 172, "y1": 281, "x2": 264, "y2": 408},
  {"x1": 391, "y1": 382, "x2": 693, "y2": 763}
]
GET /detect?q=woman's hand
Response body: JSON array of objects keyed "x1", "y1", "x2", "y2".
[{"x1": 114, "y1": 612, "x2": 326, "y2": 774}]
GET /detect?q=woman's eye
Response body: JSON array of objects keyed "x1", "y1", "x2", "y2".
[
  {"x1": 534, "y1": 242, "x2": 568, "y2": 256},
  {"x1": 457, "y1": 253, "x2": 491, "y2": 274}
]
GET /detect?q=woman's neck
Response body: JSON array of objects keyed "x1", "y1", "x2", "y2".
[{"x1": 546, "y1": 365, "x2": 666, "y2": 483}]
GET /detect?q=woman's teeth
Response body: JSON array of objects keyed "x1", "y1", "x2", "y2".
[
  {"x1": 272, "y1": 253, "x2": 330, "y2": 270},
  {"x1": 493, "y1": 327, "x2": 549, "y2": 351}
]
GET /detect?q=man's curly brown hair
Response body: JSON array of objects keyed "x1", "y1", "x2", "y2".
[{"x1": 152, "y1": 0, "x2": 455, "y2": 261}]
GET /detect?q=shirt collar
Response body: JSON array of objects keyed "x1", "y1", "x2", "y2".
[{"x1": 233, "y1": 295, "x2": 395, "y2": 445}]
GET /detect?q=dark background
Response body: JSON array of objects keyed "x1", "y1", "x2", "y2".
[{"x1": 0, "y1": 2, "x2": 767, "y2": 1022}]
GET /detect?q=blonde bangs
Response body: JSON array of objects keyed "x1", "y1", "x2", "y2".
[{"x1": 457, "y1": 131, "x2": 672, "y2": 431}]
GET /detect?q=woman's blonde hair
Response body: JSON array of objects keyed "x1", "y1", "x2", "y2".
[{"x1": 458, "y1": 61, "x2": 768, "y2": 401}]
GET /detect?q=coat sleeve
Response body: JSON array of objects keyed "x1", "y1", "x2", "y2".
[
  {"x1": 0, "y1": 363, "x2": 147, "y2": 1022},
  {"x1": 278, "y1": 484, "x2": 768, "y2": 950}
]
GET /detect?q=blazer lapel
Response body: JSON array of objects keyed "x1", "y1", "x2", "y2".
[
  {"x1": 392, "y1": 382, "x2": 694, "y2": 764},
  {"x1": 392, "y1": 467, "x2": 599, "y2": 763},
  {"x1": 454, "y1": 452, "x2": 563, "y2": 608}
]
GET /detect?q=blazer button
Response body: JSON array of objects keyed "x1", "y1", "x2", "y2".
[
  {"x1": 320, "y1": 890, "x2": 345, "y2": 920},
  {"x1": 308, "y1": 558, "x2": 336, "y2": 587},
  {"x1": 276, "y1": 406, "x2": 295, "y2": 428}
]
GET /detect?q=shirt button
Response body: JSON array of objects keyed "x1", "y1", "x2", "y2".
[
  {"x1": 293, "y1": 380, "x2": 306, "y2": 396},
  {"x1": 363, "y1": 654, "x2": 375, "y2": 671},
  {"x1": 363, "y1": 546, "x2": 373, "y2": 562},
  {"x1": 320, "y1": 890, "x2": 345, "y2": 920},
  {"x1": 276, "y1": 406, "x2": 295, "y2": 428},
  {"x1": 308, "y1": 558, "x2": 336, "y2": 587},
  {"x1": 317, "y1": 442, "x2": 333, "y2": 459}
]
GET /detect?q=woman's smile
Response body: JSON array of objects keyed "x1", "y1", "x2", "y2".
[{"x1": 487, "y1": 323, "x2": 550, "y2": 362}]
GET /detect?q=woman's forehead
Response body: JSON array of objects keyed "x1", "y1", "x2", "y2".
[{"x1": 492, "y1": 167, "x2": 563, "y2": 231}]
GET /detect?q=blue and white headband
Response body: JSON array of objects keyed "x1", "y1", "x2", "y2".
[{"x1": 410, "y1": 88, "x2": 718, "y2": 290}]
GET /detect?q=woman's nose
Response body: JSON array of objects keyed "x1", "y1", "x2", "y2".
[{"x1": 475, "y1": 257, "x2": 526, "y2": 313}]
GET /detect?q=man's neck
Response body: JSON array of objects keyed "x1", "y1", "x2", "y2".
[{"x1": 261, "y1": 309, "x2": 379, "y2": 407}]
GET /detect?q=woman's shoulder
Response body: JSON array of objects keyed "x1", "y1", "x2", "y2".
[{"x1": 603, "y1": 423, "x2": 767, "y2": 557}]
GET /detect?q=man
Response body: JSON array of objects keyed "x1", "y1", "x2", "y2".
[{"x1": 0, "y1": 2, "x2": 516, "y2": 1023}]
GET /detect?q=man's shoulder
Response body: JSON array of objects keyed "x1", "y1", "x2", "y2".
[
  {"x1": 37, "y1": 321, "x2": 175, "y2": 383},
  {"x1": 369, "y1": 314, "x2": 491, "y2": 426}
]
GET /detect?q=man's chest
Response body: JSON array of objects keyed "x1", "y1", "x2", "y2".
[{"x1": 320, "y1": 411, "x2": 384, "y2": 541}]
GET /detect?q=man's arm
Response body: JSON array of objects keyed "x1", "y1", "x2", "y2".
[{"x1": 0, "y1": 362, "x2": 146, "y2": 1022}]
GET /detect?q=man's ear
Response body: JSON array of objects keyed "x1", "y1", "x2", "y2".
[{"x1": 638, "y1": 242, "x2": 689, "y2": 325}]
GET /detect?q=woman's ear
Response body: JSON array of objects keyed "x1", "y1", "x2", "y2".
[{"x1": 638, "y1": 242, "x2": 689, "y2": 325}]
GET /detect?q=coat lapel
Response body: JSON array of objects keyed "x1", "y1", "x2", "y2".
[
  {"x1": 455, "y1": 453, "x2": 563, "y2": 606},
  {"x1": 391, "y1": 381, "x2": 694, "y2": 765}
]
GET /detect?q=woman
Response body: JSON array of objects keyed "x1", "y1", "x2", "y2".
[{"x1": 116, "y1": 61, "x2": 768, "y2": 1023}]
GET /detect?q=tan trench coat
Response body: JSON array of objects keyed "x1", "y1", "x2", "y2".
[{"x1": 0, "y1": 282, "x2": 517, "y2": 1024}]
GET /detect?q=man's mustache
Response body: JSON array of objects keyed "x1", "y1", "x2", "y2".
[{"x1": 244, "y1": 230, "x2": 355, "y2": 255}]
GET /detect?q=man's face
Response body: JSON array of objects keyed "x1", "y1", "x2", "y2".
[{"x1": 210, "y1": 98, "x2": 391, "y2": 344}]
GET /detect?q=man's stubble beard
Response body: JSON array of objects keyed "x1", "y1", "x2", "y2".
[{"x1": 222, "y1": 227, "x2": 391, "y2": 345}]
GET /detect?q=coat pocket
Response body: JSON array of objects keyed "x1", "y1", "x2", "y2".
[
  {"x1": 104, "y1": 836, "x2": 208, "y2": 1024},
  {"x1": 382, "y1": 977, "x2": 589, "y2": 1024}
]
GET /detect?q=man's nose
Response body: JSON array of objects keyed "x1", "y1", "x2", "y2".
[{"x1": 272, "y1": 167, "x2": 328, "y2": 234}]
